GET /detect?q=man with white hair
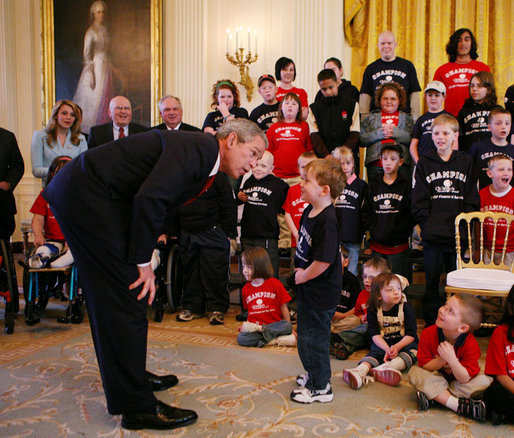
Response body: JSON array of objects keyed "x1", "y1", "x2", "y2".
[
  {"x1": 153, "y1": 95, "x2": 200, "y2": 132},
  {"x1": 359, "y1": 31, "x2": 421, "y2": 120},
  {"x1": 88, "y1": 95, "x2": 147, "y2": 148}
]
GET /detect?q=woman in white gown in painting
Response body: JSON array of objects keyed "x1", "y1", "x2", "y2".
[{"x1": 73, "y1": 1, "x2": 113, "y2": 133}]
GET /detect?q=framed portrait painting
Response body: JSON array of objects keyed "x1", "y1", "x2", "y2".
[{"x1": 41, "y1": 0, "x2": 162, "y2": 133}]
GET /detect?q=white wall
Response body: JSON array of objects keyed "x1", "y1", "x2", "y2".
[{"x1": 0, "y1": 0, "x2": 350, "y2": 241}]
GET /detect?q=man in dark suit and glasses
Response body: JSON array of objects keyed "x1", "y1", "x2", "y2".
[
  {"x1": 43, "y1": 119, "x2": 267, "y2": 430},
  {"x1": 153, "y1": 95, "x2": 201, "y2": 132}
]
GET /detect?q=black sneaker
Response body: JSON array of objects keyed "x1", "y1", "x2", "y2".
[
  {"x1": 235, "y1": 311, "x2": 248, "y2": 322},
  {"x1": 457, "y1": 398, "x2": 486, "y2": 421},
  {"x1": 416, "y1": 391, "x2": 434, "y2": 411},
  {"x1": 491, "y1": 409, "x2": 507, "y2": 425},
  {"x1": 329, "y1": 341, "x2": 351, "y2": 360},
  {"x1": 209, "y1": 311, "x2": 224, "y2": 325}
]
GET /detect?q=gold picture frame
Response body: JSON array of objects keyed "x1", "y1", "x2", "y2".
[{"x1": 40, "y1": 0, "x2": 162, "y2": 130}]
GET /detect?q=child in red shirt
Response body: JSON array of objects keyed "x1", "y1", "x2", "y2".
[
  {"x1": 29, "y1": 156, "x2": 74, "y2": 269},
  {"x1": 483, "y1": 285, "x2": 514, "y2": 424},
  {"x1": 408, "y1": 294, "x2": 492, "y2": 422},
  {"x1": 237, "y1": 247, "x2": 295, "y2": 348}
]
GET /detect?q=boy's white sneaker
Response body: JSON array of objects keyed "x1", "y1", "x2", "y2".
[
  {"x1": 290, "y1": 383, "x2": 333, "y2": 404},
  {"x1": 370, "y1": 363, "x2": 402, "y2": 386},
  {"x1": 295, "y1": 374, "x2": 309, "y2": 387},
  {"x1": 266, "y1": 334, "x2": 297, "y2": 347},
  {"x1": 239, "y1": 321, "x2": 263, "y2": 333}
]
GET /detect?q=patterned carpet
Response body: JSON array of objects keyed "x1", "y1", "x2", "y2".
[{"x1": 0, "y1": 302, "x2": 513, "y2": 437}]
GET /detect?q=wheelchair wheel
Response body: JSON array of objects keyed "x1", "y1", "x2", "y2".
[{"x1": 166, "y1": 244, "x2": 183, "y2": 313}]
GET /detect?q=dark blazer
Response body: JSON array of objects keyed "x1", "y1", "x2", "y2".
[
  {"x1": 87, "y1": 121, "x2": 147, "y2": 149},
  {"x1": 152, "y1": 122, "x2": 201, "y2": 132},
  {"x1": 0, "y1": 128, "x2": 24, "y2": 237},
  {"x1": 45, "y1": 130, "x2": 219, "y2": 264}
]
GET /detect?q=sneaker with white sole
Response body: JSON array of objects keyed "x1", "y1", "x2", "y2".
[
  {"x1": 176, "y1": 309, "x2": 203, "y2": 322},
  {"x1": 209, "y1": 311, "x2": 224, "y2": 325},
  {"x1": 266, "y1": 334, "x2": 297, "y2": 347},
  {"x1": 296, "y1": 374, "x2": 309, "y2": 387},
  {"x1": 457, "y1": 398, "x2": 486, "y2": 421},
  {"x1": 370, "y1": 363, "x2": 402, "y2": 386},
  {"x1": 343, "y1": 366, "x2": 374, "y2": 390},
  {"x1": 290, "y1": 383, "x2": 333, "y2": 403},
  {"x1": 416, "y1": 391, "x2": 434, "y2": 411}
]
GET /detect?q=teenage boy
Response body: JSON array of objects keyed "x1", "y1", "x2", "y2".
[
  {"x1": 249, "y1": 74, "x2": 280, "y2": 133},
  {"x1": 410, "y1": 81, "x2": 455, "y2": 163},
  {"x1": 291, "y1": 159, "x2": 346, "y2": 404},
  {"x1": 412, "y1": 114, "x2": 480, "y2": 326},
  {"x1": 469, "y1": 107, "x2": 514, "y2": 189},
  {"x1": 408, "y1": 294, "x2": 492, "y2": 422},
  {"x1": 362, "y1": 143, "x2": 413, "y2": 281},
  {"x1": 309, "y1": 69, "x2": 360, "y2": 172},
  {"x1": 480, "y1": 154, "x2": 514, "y2": 266},
  {"x1": 237, "y1": 151, "x2": 289, "y2": 278}
]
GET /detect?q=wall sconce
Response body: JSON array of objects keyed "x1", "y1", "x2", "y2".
[{"x1": 226, "y1": 27, "x2": 258, "y2": 101}]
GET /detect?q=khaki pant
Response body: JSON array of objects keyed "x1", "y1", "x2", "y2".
[
  {"x1": 407, "y1": 365, "x2": 492, "y2": 400},
  {"x1": 330, "y1": 314, "x2": 361, "y2": 333}
]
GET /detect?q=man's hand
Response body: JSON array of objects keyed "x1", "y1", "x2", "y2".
[
  {"x1": 129, "y1": 264, "x2": 156, "y2": 304},
  {"x1": 0, "y1": 181, "x2": 10, "y2": 191}
]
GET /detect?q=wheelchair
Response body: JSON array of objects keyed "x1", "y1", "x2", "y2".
[
  {"x1": 0, "y1": 238, "x2": 18, "y2": 334},
  {"x1": 151, "y1": 240, "x2": 183, "y2": 322},
  {"x1": 19, "y1": 248, "x2": 84, "y2": 326}
]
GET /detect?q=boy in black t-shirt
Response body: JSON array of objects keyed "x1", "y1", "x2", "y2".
[
  {"x1": 291, "y1": 159, "x2": 346, "y2": 404},
  {"x1": 469, "y1": 107, "x2": 514, "y2": 189},
  {"x1": 249, "y1": 75, "x2": 280, "y2": 133},
  {"x1": 238, "y1": 151, "x2": 289, "y2": 277}
]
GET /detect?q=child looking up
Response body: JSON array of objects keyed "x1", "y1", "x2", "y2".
[
  {"x1": 343, "y1": 273, "x2": 417, "y2": 390},
  {"x1": 408, "y1": 294, "x2": 492, "y2": 422},
  {"x1": 410, "y1": 81, "x2": 456, "y2": 163},
  {"x1": 458, "y1": 71, "x2": 501, "y2": 152},
  {"x1": 249, "y1": 74, "x2": 279, "y2": 133},
  {"x1": 479, "y1": 154, "x2": 514, "y2": 266},
  {"x1": 266, "y1": 93, "x2": 312, "y2": 181},
  {"x1": 275, "y1": 57, "x2": 309, "y2": 120},
  {"x1": 412, "y1": 114, "x2": 480, "y2": 326},
  {"x1": 483, "y1": 285, "x2": 514, "y2": 424},
  {"x1": 203, "y1": 79, "x2": 248, "y2": 134},
  {"x1": 291, "y1": 159, "x2": 346, "y2": 404},
  {"x1": 237, "y1": 246, "x2": 295, "y2": 348},
  {"x1": 238, "y1": 151, "x2": 289, "y2": 278},
  {"x1": 332, "y1": 146, "x2": 367, "y2": 275},
  {"x1": 362, "y1": 143, "x2": 413, "y2": 281},
  {"x1": 470, "y1": 107, "x2": 514, "y2": 189}
]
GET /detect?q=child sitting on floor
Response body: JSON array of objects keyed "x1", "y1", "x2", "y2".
[
  {"x1": 483, "y1": 284, "x2": 514, "y2": 425},
  {"x1": 408, "y1": 294, "x2": 492, "y2": 422},
  {"x1": 237, "y1": 246, "x2": 295, "y2": 347},
  {"x1": 29, "y1": 156, "x2": 74, "y2": 269},
  {"x1": 343, "y1": 272, "x2": 418, "y2": 389}
]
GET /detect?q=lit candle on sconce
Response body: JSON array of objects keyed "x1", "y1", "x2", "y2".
[
  {"x1": 254, "y1": 30, "x2": 258, "y2": 54},
  {"x1": 236, "y1": 27, "x2": 239, "y2": 49},
  {"x1": 226, "y1": 28, "x2": 230, "y2": 54},
  {"x1": 248, "y1": 27, "x2": 251, "y2": 52}
]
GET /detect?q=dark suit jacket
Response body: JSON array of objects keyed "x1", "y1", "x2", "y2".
[
  {"x1": 152, "y1": 122, "x2": 201, "y2": 132},
  {"x1": 0, "y1": 128, "x2": 24, "y2": 237},
  {"x1": 44, "y1": 130, "x2": 219, "y2": 264},
  {"x1": 87, "y1": 121, "x2": 147, "y2": 149}
]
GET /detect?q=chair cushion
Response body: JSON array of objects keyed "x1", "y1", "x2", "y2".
[{"x1": 447, "y1": 268, "x2": 514, "y2": 291}]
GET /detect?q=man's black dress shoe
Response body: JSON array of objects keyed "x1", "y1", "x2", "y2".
[
  {"x1": 146, "y1": 371, "x2": 178, "y2": 391},
  {"x1": 121, "y1": 400, "x2": 198, "y2": 430}
]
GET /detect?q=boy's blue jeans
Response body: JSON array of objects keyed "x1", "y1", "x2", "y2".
[
  {"x1": 342, "y1": 241, "x2": 360, "y2": 276},
  {"x1": 336, "y1": 322, "x2": 369, "y2": 353},
  {"x1": 296, "y1": 299, "x2": 336, "y2": 390},
  {"x1": 237, "y1": 320, "x2": 292, "y2": 347}
]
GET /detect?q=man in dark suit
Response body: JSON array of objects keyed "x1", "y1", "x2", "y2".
[
  {"x1": 0, "y1": 127, "x2": 24, "y2": 312},
  {"x1": 43, "y1": 119, "x2": 267, "y2": 430},
  {"x1": 152, "y1": 95, "x2": 201, "y2": 132},
  {"x1": 87, "y1": 96, "x2": 147, "y2": 148}
]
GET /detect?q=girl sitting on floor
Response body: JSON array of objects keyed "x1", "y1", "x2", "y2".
[
  {"x1": 343, "y1": 272, "x2": 418, "y2": 389},
  {"x1": 237, "y1": 246, "x2": 296, "y2": 347}
]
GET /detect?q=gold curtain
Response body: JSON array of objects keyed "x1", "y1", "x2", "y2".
[{"x1": 344, "y1": 0, "x2": 514, "y2": 112}]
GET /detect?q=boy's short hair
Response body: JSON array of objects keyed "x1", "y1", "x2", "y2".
[
  {"x1": 305, "y1": 159, "x2": 347, "y2": 199},
  {"x1": 487, "y1": 153, "x2": 513, "y2": 170},
  {"x1": 363, "y1": 257, "x2": 391, "y2": 274},
  {"x1": 317, "y1": 69, "x2": 337, "y2": 83},
  {"x1": 380, "y1": 142, "x2": 404, "y2": 159},
  {"x1": 432, "y1": 114, "x2": 459, "y2": 133},
  {"x1": 241, "y1": 246, "x2": 273, "y2": 280},
  {"x1": 453, "y1": 293, "x2": 483, "y2": 333},
  {"x1": 332, "y1": 146, "x2": 354, "y2": 163},
  {"x1": 488, "y1": 107, "x2": 511, "y2": 123},
  {"x1": 299, "y1": 150, "x2": 317, "y2": 161}
]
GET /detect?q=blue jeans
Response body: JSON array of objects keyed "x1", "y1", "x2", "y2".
[
  {"x1": 371, "y1": 249, "x2": 412, "y2": 283},
  {"x1": 336, "y1": 322, "x2": 369, "y2": 354},
  {"x1": 342, "y1": 241, "x2": 360, "y2": 276},
  {"x1": 296, "y1": 300, "x2": 336, "y2": 390},
  {"x1": 423, "y1": 244, "x2": 456, "y2": 326},
  {"x1": 237, "y1": 320, "x2": 293, "y2": 347}
]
